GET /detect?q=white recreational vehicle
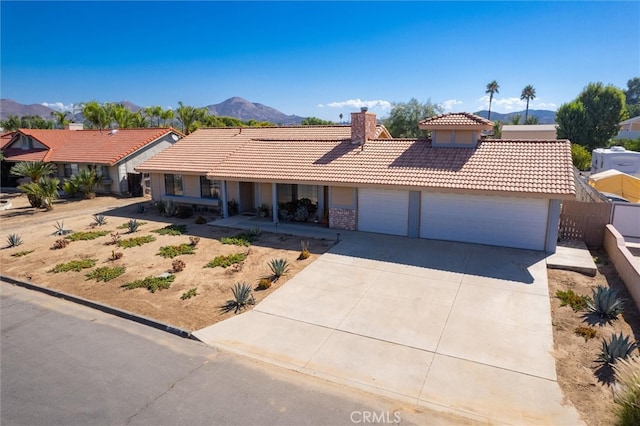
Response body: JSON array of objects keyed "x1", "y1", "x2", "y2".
[{"x1": 591, "y1": 146, "x2": 640, "y2": 177}]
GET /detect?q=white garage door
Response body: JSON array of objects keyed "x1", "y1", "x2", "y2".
[
  {"x1": 420, "y1": 193, "x2": 549, "y2": 250},
  {"x1": 358, "y1": 188, "x2": 409, "y2": 236}
]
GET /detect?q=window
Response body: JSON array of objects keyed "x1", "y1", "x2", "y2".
[
  {"x1": 277, "y1": 184, "x2": 294, "y2": 204},
  {"x1": 200, "y1": 176, "x2": 220, "y2": 199},
  {"x1": 164, "y1": 174, "x2": 183, "y2": 196},
  {"x1": 63, "y1": 163, "x2": 78, "y2": 178},
  {"x1": 297, "y1": 185, "x2": 318, "y2": 204},
  {"x1": 96, "y1": 165, "x2": 110, "y2": 179}
]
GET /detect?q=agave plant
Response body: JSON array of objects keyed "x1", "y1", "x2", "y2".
[
  {"x1": 93, "y1": 214, "x2": 107, "y2": 226},
  {"x1": 6, "y1": 233, "x2": 23, "y2": 248},
  {"x1": 126, "y1": 219, "x2": 140, "y2": 233},
  {"x1": 53, "y1": 220, "x2": 71, "y2": 236},
  {"x1": 599, "y1": 333, "x2": 638, "y2": 365},
  {"x1": 221, "y1": 282, "x2": 255, "y2": 314},
  {"x1": 268, "y1": 258, "x2": 290, "y2": 279},
  {"x1": 586, "y1": 285, "x2": 625, "y2": 319}
]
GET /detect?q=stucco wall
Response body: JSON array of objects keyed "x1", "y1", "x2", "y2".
[
  {"x1": 226, "y1": 181, "x2": 240, "y2": 202},
  {"x1": 604, "y1": 225, "x2": 640, "y2": 313},
  {"x1": 330, "y1": 186, "x2": 356, "y2": 208},
  {"x1": 259, "y1": 183, "x2": 273, "y2": 207}
]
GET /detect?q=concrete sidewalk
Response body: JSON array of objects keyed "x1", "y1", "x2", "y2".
[{"x1": 195, "y1": 234, "x2": 583, "y2": 425}]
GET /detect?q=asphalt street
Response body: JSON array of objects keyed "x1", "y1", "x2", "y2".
[{"x1": 0, "y1": 281, "x2": 464, "y2": 426}]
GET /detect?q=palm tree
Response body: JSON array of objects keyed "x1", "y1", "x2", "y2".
[
  {"x1": 72, "y1": 169, "x2": 102, "y2": 199},
  {"x1": 521, "y1": 85, "x2": 536, "y2": 122},
  {"x1": 51, "y1": 111, "x2": 71, "y2": 129},
  {"x1": 160, "y1": 108, "x2": 174, "y2": 127},
  {"x1": 83, "y1": 101, "x2": 110, "y2": 130},
  {"x1": 112, "y1": 104, "x2": 134, "y2": 129},
  {"x1": 176, "y1": 101, "x2": 207, "y2": 135},
  {"x1": 485, "y1": 80, "x2": 500, "y2": 120},
  {"x1": 18, "y1": 177, "x2": 60, "y2": 210},
  {"x1": 10, "y1": 161, "x2": 57, "y2": 184}
]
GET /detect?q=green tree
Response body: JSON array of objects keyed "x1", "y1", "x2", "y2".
[
  {"x1": 160, "y1": 108, "x2": 175, "y2": 127},
  {"x1": 571, "y1": 143, "x2": 591, "y2": 170},
  {"x1": 485, "y1": 80, "x2": 500, "y2": 120},
  {"x1": 524, "y1": 116, "x2": 539, "y2": 125},
  {"x1": 72, "y1": 169, "x2": 102, "y2": 199},
  {"x1": 175, "y1": 101, "x2": 207, "y2": 135},
  {"x1": 556, "y1": 83, "x2": 627, "y2": 150},
  {"x1": 509, "y1": 114, "x2": 522, "y2": 125},
  {"x1": 301, "y1": 117, "x2": 334, "y2": 125},
  {"x1": 10, "y1": 161, "x2": 58, "y2": 207},
  {"x1": 18, "y1": 176, "x2": 60, "y2": 210},
  {"x1": 51, "y1": 111, "x2": 71, "y2": 129},
  {"x1": 82, "y1": 101, "x2": 111, "y2": 129},
  {"x1": 130, "y1": 111, "x2": 148, "y2": 128},
  {"x1": 624, "y1": 77, "x2": 640, "y2": 118},
  {"x1": 1, "y1": 115, "x2": 54, "y2": 130},
  {"x1": 0, "y1": 116, "x2": 22, "y2": 131},
  {"x1": 521, "y1": 85, "x2": 536, "y2": 122},
  {"x1": 492, "y1": 121, "x2": 503, "y2": 138},
  {"x1": 382, "y1": 98, "x2": 442, "y2": 138}
]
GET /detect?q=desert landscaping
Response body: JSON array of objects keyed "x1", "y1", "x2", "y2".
[{"x1": 1, "y1": 191, "x2": 639, "y2": 425}]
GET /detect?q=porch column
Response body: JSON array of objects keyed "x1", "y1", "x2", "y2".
[
  {"x1": 221, "y1": 180, "x2": 229, "y2": 218},
  {"x1": 272, "y1": 183, "x2": 278, "y2": 223}
]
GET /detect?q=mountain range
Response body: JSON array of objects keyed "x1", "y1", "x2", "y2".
[{"x1": 0, "y1": 98, "x2": 556, "y2": 126}]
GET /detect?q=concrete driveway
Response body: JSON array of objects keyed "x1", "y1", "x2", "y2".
[{"x1": 195, "y1": 233, "x2": 583, "y2": 425}]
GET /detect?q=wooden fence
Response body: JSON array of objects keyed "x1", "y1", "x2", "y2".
[{"x1": 559, "y1": 200, "x2": 612, "y2": 247}]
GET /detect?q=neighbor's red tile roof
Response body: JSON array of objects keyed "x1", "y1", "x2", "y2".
[
  {"x1": 419, "y1": 112, "x2": 493, "y2": 129},
  {"x1": 2, "y1": 128, "x2": 182, "y2": 165}
]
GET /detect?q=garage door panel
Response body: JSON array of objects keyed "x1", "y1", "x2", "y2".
[
  {"x1": 358, "y1": 189, "x2": 409, "y2": 236},
  {"x1": 420, "y1": 193, "x2": 548, "y2": 250}
]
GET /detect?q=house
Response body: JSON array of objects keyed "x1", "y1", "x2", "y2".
[
  {"x1": 1, "y1": 127, "x2": 184, "y2": 195},
  {"x1": 501, "y1": 124, "x2": 557, "y2": 139},
  {"x1": 614, "y1": 115, "x2": 640, "y2": 140},
  {"x1": 136, "y1": 110, "x2": 575, "y2": 252}
]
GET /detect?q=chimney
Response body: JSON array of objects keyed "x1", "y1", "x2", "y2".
[
  {"x1": 351, "y1": 107, "x2": 376, "y2": 145},
  {"x1": 65, "y1": 123, "x2": 84, "y2": 130}
]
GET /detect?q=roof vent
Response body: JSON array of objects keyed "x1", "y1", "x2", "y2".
[
  {"x1": 108, "y1": 129, "x2": 119, "y2": 136},
  {"x1": 361, "y1": 107, "x2": 368, "y2": 113},
  {"x1": 610, "y1": 146, "x2": 625, "y2": 152}
]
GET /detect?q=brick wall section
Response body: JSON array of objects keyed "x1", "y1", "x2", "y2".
[{"x1": 329, "y1": 208, "x2": 357, "y2": 230}]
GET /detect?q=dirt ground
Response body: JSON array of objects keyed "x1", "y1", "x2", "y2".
[
  {"x1": 2, "y1": 192, "x2": 639, "y2": 424},
  {"x1": 0, "y1": 192, "x2": 333, "y2": 331}
]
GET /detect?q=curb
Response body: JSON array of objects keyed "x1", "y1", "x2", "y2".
[{"x1": 0, "y1": 274, "x2": 199, "y2": 341}]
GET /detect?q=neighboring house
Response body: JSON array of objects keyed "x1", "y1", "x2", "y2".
[
  {"x1": 2, "y1": 127, "x2": 184, "y2": 195},
  {"x1": 501, "y1": 124, "x2": 557, "y2": 139},
  {"x1": 136, "y1": 110, "x2": 575, "y2": 252},
  {"x1": 614, "y1": 115, "x2": 640, "y2": 140}
]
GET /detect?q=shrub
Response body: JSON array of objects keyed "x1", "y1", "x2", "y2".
[
  {"x1": 122, "y1": 274, "x2": 175, "y2": 293},
  {"x1": 151, "y1": 224, "x2": 187, "y2": 236},
  {"x1": 586, "y1": 285, "x2": 625, "y2": 319},
  {"x1": 206, "y1": 253, "x2": 247, "y2": 268},
  {"x1": 571, "y1": 143, "x2": 592, "y2": 171},
  {"x1": 294, "y1": 205, "x2": 309, "y2": 222},
  {"x1": 11, "y1": 250, "x2": 34, "y2": 257},
  {"x1": 53, "y1": 221, "x2": 72, "y2": 236},
  {"x1": 556, "y1": 289, "x2": 589, "y2": 312},
  {"x1": 66, "y1": 230, "x2": 110, "y2": 241},
  {"x1": 86, "y1": 266, "x2": 126, "y2": 282},
  {"x1": 257, "y1": 277, "x2": 272, "y2": 290},
  {"x1": 52, "y1": 259, "x2": 97, "y2": 273},
  {"x1": 613, "y1": 356, "x2": 640, "y2": 426},
  {"x1": 93, "y1": 214, "x2": 107, "y2": 226},
  {"x1": 62, "y1": 179, "x2": 80, "y2": 198},
  {"x1": 51, "y1": 238, "x2": 69, "y2": 250},
  {"x1": 108, "y1": 232, "x2": 121, "y2": 245},
  {"x1": 172, "y1": 259, "x2": 186, "y2": 272},
  {"x1": 162, "y1": 200, "x2": 178, "y2": 217},
  {"x1": 176, "y1": 205, "x2": 193, "y2": 219},
  {"x1": 298, "y1": 240, "x2": 310, "y2": 260},
  {"x1": 6, "y1": 234, "x2": 23, "y2": 248},
  {"x1": 575, "y1": 326, "x2": 597, "y2": 341},
  {"x1": 248, "y1": 226, "x2": 262, "y2": 237},
  {"x1": 157, "y1": 243, "x2": 196, "y2": 258},
  {"x1": 110, "y1": 251, "x2": 123, "y2": 261},
  {"x1": 599, "y1": 333, "x2": 638, "y2": 365},
  {"x1": 221, "y1": 282, "x2": 255, "y2": 313},
  {"x1": 117, "y1": 221, "x2": 147, "y2": 229},
  {"x1": 181, "y1": 288, "x2": 198, "y2": 300},
  {"x1": 117, "y1": 235, "x2": 156, "y2": 248},
  {"x1": 194, "y1": 215, "x2": 207, "y2": 224},
  {"x1": 189, "y1": 236, "x2": 200, "y2": 246},
  {"x1": 126, "y1": 219, "x2": 140, "y2": 233},
  {"x1": 268, "y1": 258, "x2": 290, "y2": 279},
  {"x1": 227, "y1": 199, "x2": 239, "y2": 216},
  {"x1": 220, "y1": 233, "x2": 255, "y2": 247}
]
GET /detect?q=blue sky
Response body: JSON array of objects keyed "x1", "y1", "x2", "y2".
[{"x1": 1, "y1": 1, "x2": 638, "y2": 121}]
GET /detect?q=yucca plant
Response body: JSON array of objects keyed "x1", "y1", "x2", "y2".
[
  {"x1": 298, "y1": 240, "x2": 310, "y2": 260},
  {"x1": 6, "y1": 233, "x2": 23, "y2": 247},
  {"x1": 613, "y1": 356, "x2": 640, "y2": 426},
  {"x1": 586, "y1": 285, "x2": 625, "y2": 319},
  {"x1": 221, "y1": 282, "x2": 255, "y2": 314},
  {"x1": 53, "y1": 220, "x2": 71, "y2": 236},
  {"x1": 93, "y1": 214, "x2": 108, "y2": 226},
  {"x1": 126, "y1": 219, "x2": 140, "y2": 233},
  {"x1": 248, "y1": 226, "x2": 262, "y2": 237},
  {"x1": 599, "y1": 332, "x2": 638, "y2": 365},
  {"x1": 268, "y1": 258, "x2": 290, "y2": 280}
]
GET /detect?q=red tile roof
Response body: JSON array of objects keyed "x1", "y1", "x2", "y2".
[
  {"x1": 2, "y1": 128, "x2": 182, "y2": 165},
  {"x1": 419, "y1": 112, "x2": 493, "y2": 129}
]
